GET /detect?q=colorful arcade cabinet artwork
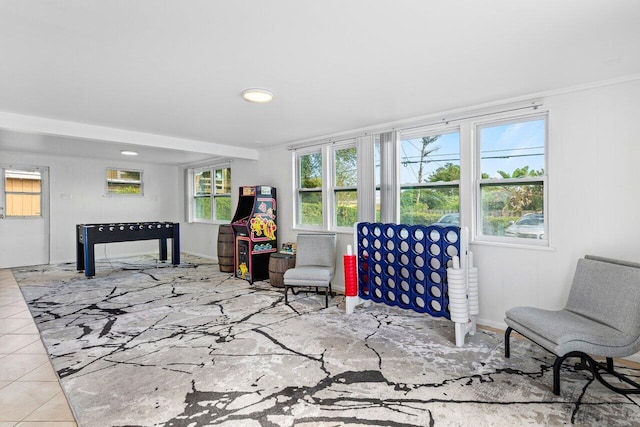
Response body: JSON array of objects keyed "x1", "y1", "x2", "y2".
[{"x1": 230, "y1": 186, "x2": 277, "y2": 283}]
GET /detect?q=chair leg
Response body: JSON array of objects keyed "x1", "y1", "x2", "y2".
[
  {"x1": 504, "y1": 327, "x2": 513, "y2": 358},
  {"x1": 552, "y1": 354, "x2": 568, "y2": 395},
  {"x1": 505, "y1": 330, "x2": 640, "y2": 396},
  {"x1": 587, "y1": 354, "x2": 640, "y2": 394},
  {"x1": 325, "y1": 282, "x2": 333, "y2": 308},
  {"x1": 285, "y1": 284, "x2": 333, "y2": 308},
  {"x1": 504, "y1": 327, "x2": 564, "y2": 394}
]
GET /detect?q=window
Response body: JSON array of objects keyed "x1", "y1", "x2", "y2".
[
  {"x1": 296, "y1": 150, "x2": 323, "y2": 227},
  {"x1": 193, "y1": 169, "x2": 211, "y2": 220},
  {"x1": 106, "y1": 168, "x2": 143, "y2": 196},
  {"x1": 332, "y1": 144, "x2": 358, "y2": 228},
  {"x1": 290, "y1": 103, "x2": 548, "y2": 245},
  {"x1": 4, "y1": 169, "x2": 42, "y2": 217},
  {"x1": 399, "y1": 130, "x2": 460, "y2": 225},
  {"x1": 476, "y1": 116, "x2": 547, "y2": 243},
  {"x1": 192, "y1": 166, "x2": 231, "y2": 222}
]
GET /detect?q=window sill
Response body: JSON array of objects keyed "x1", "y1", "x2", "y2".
[
  {"x1": 190, "y1": 220, "x2": 231, "y2": 225},
  {"x1": 292, "y1": 226, "x2": 354, "y2": 235},
  {"x1": 470, "y1": 239, "x2": 556, "y2": 252}
]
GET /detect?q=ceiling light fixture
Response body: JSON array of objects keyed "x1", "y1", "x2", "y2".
[
  {"x1": 241, "y1": 88, "x2": 274, "y2": 103},
  {"x1": 120, "y1": 150, "x2": 138, "y2": 156}
]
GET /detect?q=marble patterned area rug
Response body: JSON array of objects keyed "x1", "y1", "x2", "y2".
[{"x1": 13, "y1": 255, "x2": 640, "y2": 426}]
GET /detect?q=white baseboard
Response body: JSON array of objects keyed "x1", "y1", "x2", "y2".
[{"x1": 476, "y1": 317, "x2": 507, "y2": 331}]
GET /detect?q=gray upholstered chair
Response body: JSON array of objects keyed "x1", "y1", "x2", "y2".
[
  {"x1": 283, "y1": 233, "x2": 337, "y2": 308},
  {"x1": 504, "y1": 255, "x2": 640, "y2": 395}
]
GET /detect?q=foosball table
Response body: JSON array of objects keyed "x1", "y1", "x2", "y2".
[{"x1": 76, "y1": 221, "x2": 180, "y2": 277}]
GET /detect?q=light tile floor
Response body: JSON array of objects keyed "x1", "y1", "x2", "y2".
[{"x1": 0, "y1": 269, "x2": 77, "y2": 427}]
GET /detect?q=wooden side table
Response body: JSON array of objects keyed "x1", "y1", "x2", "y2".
[{"x1": 268, "y1": 252, "x2": 296, "y2": 288}]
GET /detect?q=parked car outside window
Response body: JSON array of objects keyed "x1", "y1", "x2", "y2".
[
  {"x1": 432, "y1": 213, "x2": 460, "y2": 227},
  {"x1": 504, "y1": 213, "x2": 544, "y2": 239}
]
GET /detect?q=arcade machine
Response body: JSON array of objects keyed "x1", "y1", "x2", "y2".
[{"x1": 230, "y1": 186, "x2": 277, "y2": 283}]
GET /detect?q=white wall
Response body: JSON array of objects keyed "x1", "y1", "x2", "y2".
[
  {"x1": 3, "y1": 77, "x2": 637, "y2": 358},
  {"x1": 0, "y1": 150, "x2": 180, "y2": 263},
  {"x1": 473, "y1": 79, "x2": 640, "y2": 328},
  {"x1": 179, "y1": 147, "x2": 352, "y2": 289},
  {"x1": 255, "y1": 148, "x2": 353, "y2": 291},
  {"x1": 180, "y1": 78, "x2": 640, "y2": 331},
  {"x1": 179, "y1": 158, "x2": 264, "y2": 258}
]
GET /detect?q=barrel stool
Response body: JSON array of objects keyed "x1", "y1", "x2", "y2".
[
  {"x1": 268, "y1": 253, "x2": 296, "y2": 288},
  {"x1": 217, "y1": 225, "x2": 234, "y2": 273}
]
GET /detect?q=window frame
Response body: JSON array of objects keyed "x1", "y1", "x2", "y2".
[
  {"x1": 288, "y1": 103, "x2": 549, "y2": 247},
  {"x1": 294, "y1": 148, "x2": 324, "y2": 230},
  {"x1": 473, "y1": 113, "x2": 548, "y2": 246},
  {"x1": 329, "y1": 141, "x2": 358, "y2": 231},
  {"x1": 212, "y1": 167, "x2": 232, "y2": 221},
  {"x1": 105, "y1": 168, "x2": 143, "y2": 196},
  {"x1": 3, "y1": 169, "x2": 43, "y2": 218},
  {"x1": 398, "y1": 127, "x2": 461, "y2": 226},
  {"x1": 190, "y1": 164, "x2": 232, "y2": 224}
]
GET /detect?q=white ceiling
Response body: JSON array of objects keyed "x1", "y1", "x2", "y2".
[{"x1": 1, "y1": 0, "x2": 639, "y2": 165}]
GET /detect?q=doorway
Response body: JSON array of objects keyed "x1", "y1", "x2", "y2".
[{"x1": 0, "y1": 165, "x2": 50, "y2": 268}]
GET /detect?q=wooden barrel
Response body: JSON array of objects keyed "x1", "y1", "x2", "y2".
[
  {"x1": 268, "y1": 253, "x2": 296, "y2": 288},
  {"x1": 217, "y1": 225, "x2": 234, "y2": 272}
]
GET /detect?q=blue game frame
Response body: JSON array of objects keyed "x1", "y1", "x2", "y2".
[{"x1": 355, "y1": 222, "x2": 461, "y2": 319}]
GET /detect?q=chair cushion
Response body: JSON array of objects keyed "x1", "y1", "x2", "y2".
[
  {"x1": 283, "y1": 266, "x2": 332, "y2": 287},
  {"x1": 505, "y1": 306, "x2": 636, "y2": 357}
]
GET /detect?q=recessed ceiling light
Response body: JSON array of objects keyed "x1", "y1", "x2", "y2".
[
  {"x1": 241, "y1": 88, "x2": 274, "y2": 103},
  {"x1": 121, "y1": 150, "x2": 138, "y2": 156}
]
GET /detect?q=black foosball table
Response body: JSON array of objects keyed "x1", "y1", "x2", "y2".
[{"x1": 76, "y1": 221, "x2": 180, "y2": 277}]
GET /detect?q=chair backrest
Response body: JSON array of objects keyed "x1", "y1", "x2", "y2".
[
  {"x1": 565, "y1": 255, "x2": 640, "y2": 335},
  {"x1": 295, "y1": 233, "x2": 337, "y2": 270}
]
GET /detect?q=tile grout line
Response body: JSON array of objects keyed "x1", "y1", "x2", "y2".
[{"x1": 1, "y1": 267, "x2": 78, "y2": 426}]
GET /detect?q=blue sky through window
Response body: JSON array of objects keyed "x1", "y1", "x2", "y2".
[
  {"x1": 480, "y1": 119, "x2": 545, "y2": 178},
  {"x1": 374, "y1": 117, "x2": 545, "y2": 185},
  {"x1": 400, "y1": 132, "x2": 460, "y2": 184}
]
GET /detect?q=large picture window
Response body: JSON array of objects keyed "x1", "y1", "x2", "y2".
[
  {"x1": 476, "y1": 116, "x2": 547, "y2": 243},
  {"x1": 399, "y1": 130, "x2": 460, "y2": 225},
  {"x1": 192, "y1": 165, "x2": 231, "y2": 222},
  {"x1": 290, "y1": 104, "x2": 548, "y2": 246}
]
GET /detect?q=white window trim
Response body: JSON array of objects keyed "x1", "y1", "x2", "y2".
[
  {"x1": 394, "y1": 126, "x2": 461, "y2": 226},
  {"x1": 472, "y1": 112, "x2": 549, "y2": 247},
  {"x1": 188, "y1": 163, "x2": 231, "y2": 224},
  {"x1": 293, "y1": 147, "x2": 323, "y2": 230},
  {"x1": 288, "y1": 103, "x2": 549, "y2": 247},
  {"x1": 2, "y1": 167, "x2": 45, "y2": 218},
  {"x1": 293, "y1": 141, "x2": 360, "y2": 232},
  {"x1": 328, "y1": 140, "x2": 357, "y2": 232}
]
